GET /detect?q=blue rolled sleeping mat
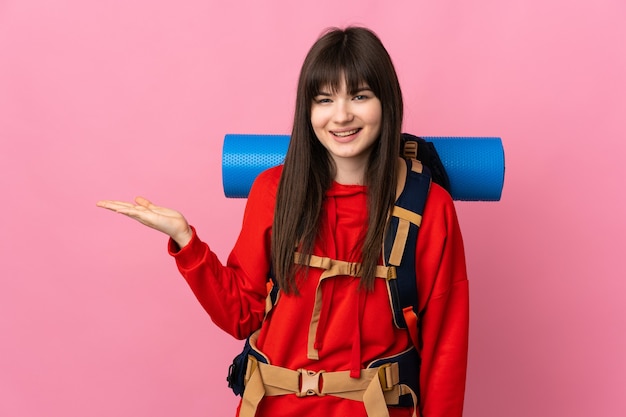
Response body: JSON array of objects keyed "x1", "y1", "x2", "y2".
[{"x1": 222, "y1": 133, "x2": 505, "y2": 201}]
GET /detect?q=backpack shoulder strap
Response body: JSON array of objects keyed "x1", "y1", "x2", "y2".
[{"x1": 384, "y1": 155, "x2": 431, "y2": 351}]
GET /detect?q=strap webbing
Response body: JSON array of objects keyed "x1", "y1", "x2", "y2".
[
  {"x1": 239, "y1": 358, "x2": 418, "y2": 417},
  {"x1": 295, "y1": 253, "x2": 395, "y2": 280},
  {"x1": 293, "y1": 253, "x2": 396, "y2": 360}
]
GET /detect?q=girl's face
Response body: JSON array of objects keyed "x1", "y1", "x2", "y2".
[{"x1": 310, "y1": 77, "x2": 382, "y2": 173}]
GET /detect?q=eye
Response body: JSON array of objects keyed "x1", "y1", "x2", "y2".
[
  {"x1": 353, "y1": 90, "x2": 373, "y2": 101},
  {"x1": 314, "y1": 97, "x2": 332, "y2": 104}
]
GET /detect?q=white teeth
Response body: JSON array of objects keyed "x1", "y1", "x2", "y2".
[{"x1": 333, "y1": 129, "x2": 359, "y2": 137}]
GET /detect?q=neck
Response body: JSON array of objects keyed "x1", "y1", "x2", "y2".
[{"x1": 331, "y1": 155, "x2": 369, "y2": 185}]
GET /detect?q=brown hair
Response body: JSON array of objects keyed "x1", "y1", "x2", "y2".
[{"x1": 272, "y1": 26, "x2": 403, "y2": 293}]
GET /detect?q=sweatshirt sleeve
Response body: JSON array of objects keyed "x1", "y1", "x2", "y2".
[
  {"x1": 167, "y1": 167, "x2": 280, "y2": 340},
  {"x1": 416, "y1": 184, "x2": 469, "y2": 417}
]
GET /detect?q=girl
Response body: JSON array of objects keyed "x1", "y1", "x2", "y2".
[{"x1": 98, "y1": 26, "x2": 468, "y2": 417}]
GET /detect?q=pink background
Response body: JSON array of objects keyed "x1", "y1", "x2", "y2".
[{"x1": 1, "y1": 0, "x2": 625, "y2": 416}]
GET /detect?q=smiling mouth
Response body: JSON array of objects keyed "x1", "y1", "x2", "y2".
[{"x1": 332, "y1": 128, "x2": 360, "y2": 137}]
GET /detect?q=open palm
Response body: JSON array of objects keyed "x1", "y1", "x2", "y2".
[{"x1": 97, "y1": 196, "x2": 192, "y2": 248}]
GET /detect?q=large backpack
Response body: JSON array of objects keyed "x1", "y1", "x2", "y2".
[{"x1": 227, "y1": 135, "x2": 448, "y2": 408}]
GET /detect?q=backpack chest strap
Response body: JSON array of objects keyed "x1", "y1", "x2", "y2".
[
  {"x1": 293, "y1": 253, "x2": 397, "y2": 360},
  {"x1": 295, "y1": 253, "x2": 396, "y2": 280}
]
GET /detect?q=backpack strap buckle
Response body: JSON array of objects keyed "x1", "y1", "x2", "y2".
[
  {"x1": 377, "y1": 363, "x2": 396, "y2": 392},
  {"x1": 297, "y1": 369, "x2": 325, "y2": 397}
]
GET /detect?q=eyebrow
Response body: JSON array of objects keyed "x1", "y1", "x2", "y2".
[{"x1": 314, "y1": 87, "x2": 373, "y2": 96}]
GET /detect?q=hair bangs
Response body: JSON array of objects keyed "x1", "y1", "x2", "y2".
[{"x1": 305, "y1": 47, "x2": 378, "y2": 100}]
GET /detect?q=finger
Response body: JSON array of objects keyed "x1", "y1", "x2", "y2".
[
  {"x1": 109, "y1": 206, "x2": 156, "y2": 224},
  {"x1": 135, "y1": 196, "x2": 156, "y2": 209},
  {"x1": 96, "y1": 200, "x2": 136, "y2": 211},
  {"x1": 113, "y1": 203, "x2": 153, "y2": 214}
]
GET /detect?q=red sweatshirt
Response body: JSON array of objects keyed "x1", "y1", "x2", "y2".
[{"x1": 169, "y1": 165, "x2": 469, "y2": 417}]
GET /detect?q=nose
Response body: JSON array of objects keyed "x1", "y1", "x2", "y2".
[{"x1": 333, "y1": 100, "x2": 354, "y2": 123}]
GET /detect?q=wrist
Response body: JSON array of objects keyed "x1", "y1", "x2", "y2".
[{"x1": 173, "y1": 226, "x2": 193, "y2": 249}]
